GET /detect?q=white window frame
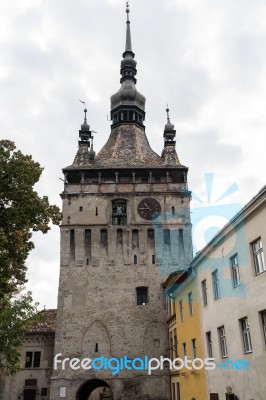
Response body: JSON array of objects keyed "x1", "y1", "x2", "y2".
[
  {"x1": 206, "y1": 331, "x2": 213, "y2": 358},
  {"x1": 252, "y1": 237, "x2": 266, "y2": 275},
  {"x1": 260, "y1": 310, "x2": 266, "y2": 347},
  {"x1": 218, "y1": 326, "x2": 228, "y2": 358},
  {"x1": 212, "y1": 270, "x2": 220, "y2": 300},
  {"x1": 230, "y1": 253, "x2": 241, "y2": 287},
  {"x1": 240, "y1": 317, "x2": 252, "y2": 353}
]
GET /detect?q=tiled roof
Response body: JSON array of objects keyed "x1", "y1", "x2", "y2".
[
  {"x1": 27, "y1": 309, "x2": 57, "y2": 333},
  {"x1": 69, "y1": 124, "x2": 183, "y2": 169}
]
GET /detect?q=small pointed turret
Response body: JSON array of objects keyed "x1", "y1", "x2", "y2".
[
  {"x1": 78, "y1": 108, "x2": 92, "y2": 147},
  {"x1": 88, "y1": 135, "x2": 96, "y2": 160},
  {"x1": 161, "y1": 107, "x2": 181, "y2": 166},
  {"x1": 71, "y1": 107, "x2": 97, "y2": 167},
  {"x1": 164, "y1": 107, "x2": 176, "y2": 146}
]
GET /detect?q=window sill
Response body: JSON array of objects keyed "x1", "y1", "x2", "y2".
[
  {"x1": 233, "y1": 283, "x2": 242, "y2": 288},
  {"x1": 255, "y1": 269, "x2": 266, "y2": 276}
]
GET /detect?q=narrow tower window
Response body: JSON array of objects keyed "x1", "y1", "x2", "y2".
[
  {"x1": 84, "y1": 229, "x2": 91, "y2": 265},
  {"x1": 70, "y1": 229, "x2": 75, "y2": 260},
  {"x1": 163, "y1": 229, "x2": 170, "y2": 245},
  {"x1": 100, "y1": 229, "x2": 108, "y2": 255}
]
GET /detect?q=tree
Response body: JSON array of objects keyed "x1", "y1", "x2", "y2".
[
  {"x1": 0, "y1": 140, "x2": 62, "y2": 299},
  {"x1": 0, "y1": 140, "x2": 62, "y2": 375},
  {"x1": 0, "y1": 291, "x2": 40, "y2": 375}
]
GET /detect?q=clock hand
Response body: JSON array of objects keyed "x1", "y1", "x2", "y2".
[{"x1": 144, "y1": 202, "x2": 151, "y2": 211}]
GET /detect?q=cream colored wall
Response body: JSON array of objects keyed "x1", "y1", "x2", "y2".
[
  {"x1": 4, "y1": 332, "x2": 54, "y2": 400},
  {"x1": 196, "y1": 195, "x2": 266, "y2": 399}
]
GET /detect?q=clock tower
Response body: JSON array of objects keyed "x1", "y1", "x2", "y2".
[{"x1": 51, "y1": 5, "x2": 192, "y2": 400}]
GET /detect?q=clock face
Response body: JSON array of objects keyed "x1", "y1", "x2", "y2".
[{"x1": 137, "y1": 198, "x2": 161, "y2": 220}]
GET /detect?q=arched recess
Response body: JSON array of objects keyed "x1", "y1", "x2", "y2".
[
  {"x1": 76, "y1": 379, "x2": 113, "y2": 400},
  {"x1": 143, "y1": 320, "x2": 168, "y2": 358},
  {"x1": 112, "y1": 199, "x2": 127, "y2": 225},
  {"x1": 82, "y1": 320, "x2": 111, "y2": 358}
]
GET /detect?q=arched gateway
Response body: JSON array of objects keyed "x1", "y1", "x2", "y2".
[{"x1": 76, "y1": 379, "x2": 113, "y2": 400}]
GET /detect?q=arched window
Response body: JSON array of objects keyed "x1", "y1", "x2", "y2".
[{"x1": 112, "y1": 199, "x2": 127, "y2": 225}]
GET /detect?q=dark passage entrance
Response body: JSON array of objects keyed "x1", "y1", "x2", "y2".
[
  {"x1": 23, "y1": 389, "x2": 36, "y2": 400},
  {"x1": 76, "y1": 379, "x2": 113, "y2": 400}
]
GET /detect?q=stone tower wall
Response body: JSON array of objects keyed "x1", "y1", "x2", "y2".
[{"x1": 50, "y1": 181, "x2": 192, "y2": 400}]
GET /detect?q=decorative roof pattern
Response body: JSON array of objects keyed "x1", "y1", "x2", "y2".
[
  {"x1": 27, "y1": 309, "x2": 57, "y2": 333},
  {"x1": 161, "y1": 145, "x2": 181, "y2": 166},
  {"x1": 69, "y1": 124, "x2": 183, "y2": 169}
]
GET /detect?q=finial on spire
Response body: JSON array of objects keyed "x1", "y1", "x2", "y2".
[
  {"x1": 126, "y1": 1, "x2": 130, "y2": 22},
  {"x1": 166, "y1": 105, "x2": 171, "y2": 124},
  {"x1": 124, "y1": 2, "x2": 132, "y2": 52},
  {"x1": 79, "y1": 100, "x2": 87, "y2": 124}
]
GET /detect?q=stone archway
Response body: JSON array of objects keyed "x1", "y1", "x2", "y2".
[{"x1": 76, "y1": 379, "x2": 113, "y2": 400}]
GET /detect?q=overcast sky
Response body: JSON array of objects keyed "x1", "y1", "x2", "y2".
[{"x1": 1, "y1": 0, "x2": 266, "y2": 309}]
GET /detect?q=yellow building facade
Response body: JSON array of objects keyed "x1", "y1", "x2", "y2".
[{"x1": 165, "y1": 270, "x2": 207, "y2": 400}]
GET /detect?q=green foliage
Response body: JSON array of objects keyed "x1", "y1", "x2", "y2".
[
  {"x1": 0, "y1": 139, "x2": 62, "y2": 375},
  {"x1": 0, "y1": 140, "x2": 62, "y2": 298},
  {"x1": 0, "y1": 291, "x2": 41, "y2": 374}
]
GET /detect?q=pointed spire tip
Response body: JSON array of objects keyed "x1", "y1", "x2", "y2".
[
  {"x1": 166, "y1": 106, "x2": 171, "y2": 124},
  {"x1": 124, "y1": 1, "x2": 132, "y2": 52},
  {"x1": 126, "y1": 2, "x2": 130, "y2": 22}
]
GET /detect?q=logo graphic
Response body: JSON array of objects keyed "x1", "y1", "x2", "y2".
[
  {"x1": 154, "y1": 173, "x2": 247, "y2": 297},
  {"x1": 53, "y1": 354, "x2": 250, "y2": 375}
]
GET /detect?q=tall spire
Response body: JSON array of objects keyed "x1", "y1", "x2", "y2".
[
  {"x1": 125, "y1": 2, "x2": 132, "y2": 52},
  {"x1": 166, "y1": 105, "x2": 171, "y2": 125},
  {"x1": 120, "y1": 2, "x2": 137, "y2": 84},
  {"x1": 110, "y1": 3, "x2": 146, "y2": 129}
]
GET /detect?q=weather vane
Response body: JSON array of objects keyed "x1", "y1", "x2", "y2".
[
  {"x1": 79, "y1": 100, "x2": 86, "y2": 110},
  {"x1": 79, "y1": 100, "x2": 88, "y2": 123}
]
